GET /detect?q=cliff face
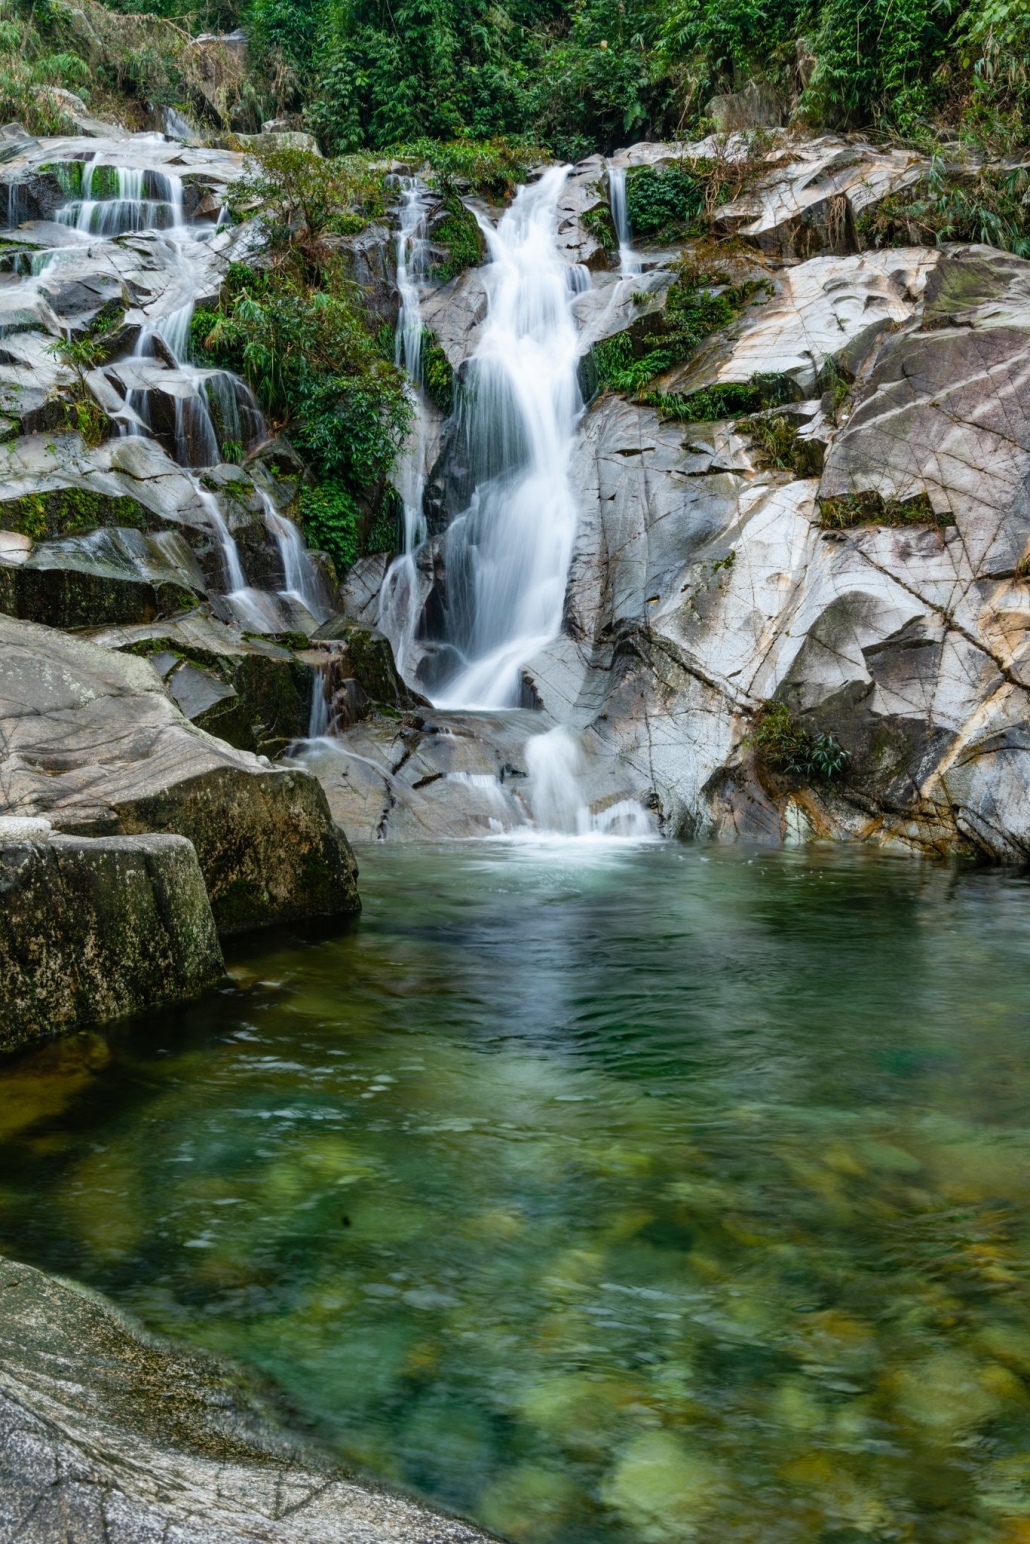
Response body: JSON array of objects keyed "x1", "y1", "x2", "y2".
[{"x1": 325, "y1": 136, "x2": 1030, "y2": 859}]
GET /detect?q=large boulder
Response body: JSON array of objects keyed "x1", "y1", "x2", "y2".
[
  {"x1": 0, "y1": 825, "x2": 223, "y2": 1051},
  {"x1": 0, "y1": 1254, "x2": 494, "y2": 1544},
  {"x1": 0, "y1": 615, "x2": 360, "y2": 930}
]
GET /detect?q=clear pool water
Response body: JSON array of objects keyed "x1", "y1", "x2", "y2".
[{"x1": 2, "y1": 841, "x2": 1030, "y2": 1544}]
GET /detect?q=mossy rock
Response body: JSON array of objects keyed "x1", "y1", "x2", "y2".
[
  {"x1": 0, "y1": 489, "x2": 148, "y2": 542},
  {"x1": 429, "y1": 196, "x2": 486, "y2": 283},
  {"x1": 2, "y1": 567, "x2": 199, "y2": 630}
]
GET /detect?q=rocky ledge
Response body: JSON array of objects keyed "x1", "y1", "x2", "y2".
[{"x1": 0, "y1": 1254, "x2": 493, "y2": 1544}]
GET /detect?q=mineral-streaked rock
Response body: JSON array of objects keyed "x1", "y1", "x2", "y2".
[
  {"x1": 0, "y1": 832, "x2": 223, "y2": 1049},
  {"x1": 0, "y1": 615, "x2": 360, "y2": 930},
  {"x1": 0, "y1": 1254, "x2": 494, "y2": 1544}
]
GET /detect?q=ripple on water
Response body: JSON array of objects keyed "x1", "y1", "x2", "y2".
[{"x1": 1, "y1": 843, "x2": 1030, "y2": 1544}]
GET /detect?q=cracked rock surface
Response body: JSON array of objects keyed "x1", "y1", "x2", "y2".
[{"x1": 0, "y1": 1254, "x2": 493, "y2": 1544}]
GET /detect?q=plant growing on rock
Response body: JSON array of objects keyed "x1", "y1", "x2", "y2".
[
  {"x1": 193, "y1": 259, "x2": 410, "y2": 570},
  {"x1": 747, "y1": 700, "x2": 849, "y2": 783},
  {"x1": 227, "y1": 144, "x2": 387, "y2": 243},
  {"x1": 858, "y1": 158, "x2": 1030, "y2": 256}
]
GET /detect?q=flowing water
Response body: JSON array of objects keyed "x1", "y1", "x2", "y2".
[
  {"x1": 432, "y1": 167, "x2": 583, "y2": 710},
  {"x1": 2, "y1": 844, "x2": 1030, "y2": 1544},
  {"x1": 607, "y1": 166, "x2": 640, "y2": 279}
]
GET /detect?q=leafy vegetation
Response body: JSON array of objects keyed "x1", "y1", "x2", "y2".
[
  {"x1": 818, "y1": 490, "x2": 954, "y2": 530},
  {"x1": 192, "y1": 257, "x2": 410, "y2": 571},
  {"x1": 737, "y1": 411, "x2": 823, "y2": 476},
  {"x1": 226, "y1": 143, "x2": 388, "y2": 239},
  {"x1": 748, "y1": 699, "x2": 849, "y2": 783},
  {"x1": 644, "y1": 371, "x2": 799, "y2": 423},
  {"x1": 858, "y1": 159, "x2": 1030, "y2": 256},
  {"x1": 594, "y1": 264, "x2": 768, "y2": 397}
]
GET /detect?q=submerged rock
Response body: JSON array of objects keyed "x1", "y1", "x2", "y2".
[
  {"x1": 0, "y1": 615, "x2": 360, "y2": 931},
  {"x1": 0, "y1": 1254, "x2": 494, "y2": 1543},
  {"x1": 0, "y1": 829, "x2": 223, "y2": 1050}
]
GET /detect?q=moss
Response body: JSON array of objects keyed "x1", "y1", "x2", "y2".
[
  {"x1": 0, "y1": 488, "x2": 147, "y2": 541},
  {"x1": 430, "y1": 195, "x2": 485, "y2": 282},
  {"x1": 818, "y1": 490, "x2": 953, "y2": 530}
]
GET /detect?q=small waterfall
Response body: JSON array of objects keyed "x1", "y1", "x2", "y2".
[
  {"x1": 526, "y1": 727, "x2": 654, "y2": 839},
  {"x1": 57, "y1": 164, "x2": 184, "y2": 236},
  {"x1": 258, "y1": 489, "x2": 331, "y2": 623},
  {"x1": 607, "y1": 166, "x2": 641, "y2": 278},
  {"x1": 432, "y1": 166, "x2": 583, "y2": 710},
  {"x1": 378, "y1": 179, "x2": 432, "y2": 680}
]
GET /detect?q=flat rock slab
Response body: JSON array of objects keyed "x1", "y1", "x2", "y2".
[
  {"x1": 0, "y1": 831, "x2": 222, "y2": 1051},
  {"x1": 0, "y1": 615, "x2": 360, "y2": 931},
  {"x1": 0, "y1": 1255, "x2": 494, "y2": 1544}
]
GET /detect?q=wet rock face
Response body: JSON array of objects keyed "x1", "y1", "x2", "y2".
[
  {"x1": 0, "y1": 615, "x2": 361, "y2": 931},
  {"x1": 0, "y1": 1254, "x2": 494, "y2": 1544},
  {"x1": 0, "y1": 830, "x2": 223, "y2": 1050},
  {"x1": 350, "y1": 137, "x2": 1030, "y2": 858}
]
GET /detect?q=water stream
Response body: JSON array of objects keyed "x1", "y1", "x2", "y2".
[
  {"x1": 17, "y1": 145, "x2": 326, "y2": 633},
  {"x1": 607, "y1": 165, "x2": 641, "y2": 278},
  {"x1": 2, "y1": 844, "x2": 1030, "y2": 1544}
]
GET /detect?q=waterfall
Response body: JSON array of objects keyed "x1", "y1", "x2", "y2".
[
  {"x1": 378, "y1": 179, "x2": 432, "y2": 680},
  {"x1": 526, "y1": 727, "x2": 654, "y2": 838},
  {"x1": 258, "y1": 489, "x2": 331, "y2": 624},
  {"x1": 57, "y1": 165, "x2": 183, "y2": 236},
  {"x1": 432, "y1": 165, "x2": 583, "y2": 710},
  {"x1": 607, "y1": 166, "x2": 641, "y2": 279}
]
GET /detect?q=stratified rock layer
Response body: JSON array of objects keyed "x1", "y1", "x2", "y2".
[
  {"x1": 0, "y1": 1254, "x2": 493, "y2": 1544},
  {"x1": 0, "y1": 832, "x2": 223, "y2": 1050},
  {"x1": 0, "y1": 615, "x2": 360, "y2": 930}
]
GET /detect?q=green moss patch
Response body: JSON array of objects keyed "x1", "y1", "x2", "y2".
[
  {"x1": 0, "y1": 488, "x2": 147, "y2": 541},
  {"x1": 430, "y1": 196, "x2": 485, "y2": 282}
]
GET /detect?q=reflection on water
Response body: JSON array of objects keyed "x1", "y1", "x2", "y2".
[{"x1": 2, "y1": 843, "x2": 1030, "y2": 1543}]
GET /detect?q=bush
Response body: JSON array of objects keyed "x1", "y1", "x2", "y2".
[
  {"x1": 748, "y1": 700, "x2": 849, "y2": 782},
  {"x1": 227, "y1": 144, "x2": 387, "y2": 242},
  {"x1": 858, "y1": 159, "x2": 1030, "y2": 256},
  {"x1": 193, "y1": 259, "x2": 411, "y2": 565},
  {"x1": 297, "y1": 482, "x2": 361, "y2": 570},
  {"x1": 644, "y1": 371, "x2": 799, "y2": 422}
]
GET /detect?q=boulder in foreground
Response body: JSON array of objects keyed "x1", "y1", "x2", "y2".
[
  {"x1": 0, "y1": 827, "x2": 223, "y2": 1051},
  {"x1": 0, "y1": 1254, "x2": 494, "y2": 1544},
  {"x1": 0, "y1": 615, "x2": 360, "y2": 932}
]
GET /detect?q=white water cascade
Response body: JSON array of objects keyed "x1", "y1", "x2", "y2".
[
  {"x1": 36, "y1": 146, "x2": 325, "y2": 634},
  {"x1": 432, "y1": 165, "x2": 584, "y2": 710},
  {"x1": 607, "y1": 165, "x2": 641, "y2": 279},
  {"x1": 525, "y1": 727, "x2": 655, "y2": 838},
  {"x1": 378, "y1": 179, "x2": 432, "y2": 680}
]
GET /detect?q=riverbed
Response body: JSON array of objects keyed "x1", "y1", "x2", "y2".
[{"x1": 2, "y1": 840, "x2": 1030, "y2": 1543}]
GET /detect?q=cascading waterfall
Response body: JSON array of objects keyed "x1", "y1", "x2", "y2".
[
  {"x1": 32, "y1": 148, "x2": 325, "y2": 635},
  {"x1": 378, "y1": 179, "x2": 432, "y2": 680},
  {"x1": 607, "y1": 165, "x2": 641, "y2": 279},
  {"x1": 525, "y1": 727, "x2": 655, "y2": 838},
  {"x1": 432, "y1": 165, "x2": 584, "y2": 710}
]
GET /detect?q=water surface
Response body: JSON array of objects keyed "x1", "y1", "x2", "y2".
[{"x1": 2, "y1": 842, "x2": 1030, "y2": 1544}]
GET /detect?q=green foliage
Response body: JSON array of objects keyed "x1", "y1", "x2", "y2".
[
  {"x1": 748, "y1": 700, "x2": 849, "y2": 782},
  {"x1": 429, "y1": 195, "x2": 484, "y2": 282},
  {"x1": 297, "y1": 482, "x2": 360, "y2": 570},
  {"x1": 581, "y1": 201, "x2": 618, "y2": 251},
  {"x1": 227, "y1": 144, "x2": 387, "y2": 241},
  {"x1": 737, "y1": 411, "x2": 823, "y2": 476},
  {"x1": 643, "y1": 370, "x2": 797, "y2": 422},
  {"x1": 397, "y1": 137, "x2": 545, "y2": 197},
  {"x1": 858, "y1": 159, "x2": 1030, "y2": 255},
  {"x1": 421, "y1": 328, "x2": 454, "y2": 412},
  {"x1": 193, "y1": 259, "x2": 411, "y2": 566},
  {"x1": 818, "y1": 489, "x2": 954, "y2": 529},
  {"x1": 625, "y1": 163, "x2": 709, "y2": 241},
  {"x1": 595, "y1": 265, "x2": 767, "y2": 396}
]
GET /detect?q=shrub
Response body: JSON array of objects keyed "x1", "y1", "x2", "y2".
[
  {"x1": 226, "y1": 144, "x2": 387, "y2": 243},
  {"x1": 858, "y1": 159, "x2": 1030, "y2": 256},
  {"x1": 644, "y1": 371, "x2": 799, "y2": 422},
  {"x1": 747, "y1": 700, "x2": 849, "y2": 782}
]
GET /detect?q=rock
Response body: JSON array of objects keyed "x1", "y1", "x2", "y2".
[
  {"x1": 0, "y1": 1254, "x2": 493, "y2": 1544},
  {"x1": 30, "y1": 86, "x2": 129, "y2": 140},
  {"x1": 707, "y1": 81, "x2": 785, "y2": 132},
  {"x1": 0, "y1": 525, "x2": 206, "y2": 628},
  {"x1": 0, "y1": 614, "x2": 360, "y2": 930},
  {"x1": 305, "y1": 618, "x2": 429, "y2": 729},
  {"x1": 85, "y1": 610, "x2": 316, "y2": 755},
  {"x1": 0, "y1": 832, "x2": 223, "y2": 1050}
]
